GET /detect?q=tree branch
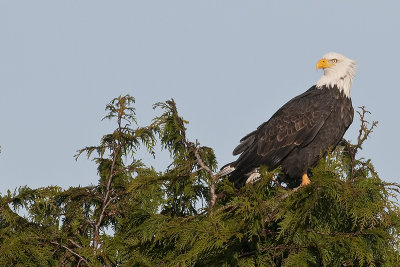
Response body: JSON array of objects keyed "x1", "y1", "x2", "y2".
[
  {"x1": 342, "y1": 106, "x2": 378, "y2": 180},
  {"x1": 68, "y1": 238, "x2": 82, "y2": 248},
  {"x1": 238, "y1": 244, "x2": 304, "y2": 259},
  {"x1": 192, "y1": 143, "x2": 217, "y2": 209},
  {"x1": 51, "y1": 241, "x2": 89, "y2": 265},
  {"x1": 93, "y1": 120, "x2": 122, "y2": 251}
]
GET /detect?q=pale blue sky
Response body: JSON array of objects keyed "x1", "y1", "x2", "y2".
[{"x1": 1, "y1": 1, "x2": 399, "y2": 194}]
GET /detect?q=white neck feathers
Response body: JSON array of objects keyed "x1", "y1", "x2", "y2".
[{"x1": 316, "y1": 55, "x2": 356, "y2": 98}]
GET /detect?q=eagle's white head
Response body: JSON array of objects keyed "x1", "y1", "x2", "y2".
[{"x1": 316, "y1": 52, "x2": 356, "y2": 98}]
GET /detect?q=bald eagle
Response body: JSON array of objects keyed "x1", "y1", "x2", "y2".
[{"x1": 220, "y1": 52, "x2": 356, "y2": 188}]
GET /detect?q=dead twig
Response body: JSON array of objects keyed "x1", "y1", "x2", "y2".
[{"x1": 342, "y1": 106, "x2": 378, "y2": 180}]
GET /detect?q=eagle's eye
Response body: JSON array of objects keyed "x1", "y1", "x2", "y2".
[{"x1": 332, "y1": 59, "x2": 338, "y2": 63}]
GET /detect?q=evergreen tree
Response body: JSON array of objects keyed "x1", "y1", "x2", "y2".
[{"x1": 0, "y1": 95, "x2": 399, "y2": 266}]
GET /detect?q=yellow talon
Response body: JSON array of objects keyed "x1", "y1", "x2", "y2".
[{"x1": 301, "y1": 173, "x2": 311, "y2": 186}]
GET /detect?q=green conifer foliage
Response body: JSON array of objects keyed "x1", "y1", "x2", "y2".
[{"x1": 0, "y1": 96, "x2": 399, "y2": 266}]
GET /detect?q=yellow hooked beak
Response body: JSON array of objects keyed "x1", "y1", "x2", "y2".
[{"x1": 316, "y1": 58, "x2": 333, "y2": 71}]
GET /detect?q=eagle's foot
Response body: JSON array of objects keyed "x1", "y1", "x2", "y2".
[{"x1": 301, "y1": 173, "x2": 311, "y2": 186}]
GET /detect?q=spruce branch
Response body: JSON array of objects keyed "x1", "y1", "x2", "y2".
[
  {"x1": 238, "y1": 244, "x2": 305, "y2": 259},
  {"x1": 153, "y1": 98, "x2": 218, "y2": 210},
  {"x1": 74, "y1": 95, "x2": 152, "y2": 255}
]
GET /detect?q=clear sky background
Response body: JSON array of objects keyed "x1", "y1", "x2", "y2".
[{"x1": 1, "y1": 1, "x2": 399, "y2": 194}]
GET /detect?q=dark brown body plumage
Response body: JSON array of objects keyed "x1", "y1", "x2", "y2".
[{"x1": 227, "y1": 85, "x2": 353, "y2": 188}]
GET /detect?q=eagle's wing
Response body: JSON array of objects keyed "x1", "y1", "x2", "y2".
[{"x1": 233, "y1": 87, "x2": 334, "y2": 168}]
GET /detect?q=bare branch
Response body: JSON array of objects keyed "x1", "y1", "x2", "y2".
[
  {"x1": 279, "y1": 184, "x2": 302, "y2": 200},
  {"x1": 51, "y1": 241, "x2": 89, "y2": 265},
  {"x1": 193, "y1": 145, "x2": 217, "y2": 208},
  {"x1": 356, "y1": 106, "x2": 378, "y2": 150},
  {"x1": 341, "y1": 106, "x2": 378, "y2": 180},
  {"x1": 68, "y1": 239, "x2": 82, "y2": 249},
  {"x1": 183, "y1": 139, "x2": 218, "y2": 209}
]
